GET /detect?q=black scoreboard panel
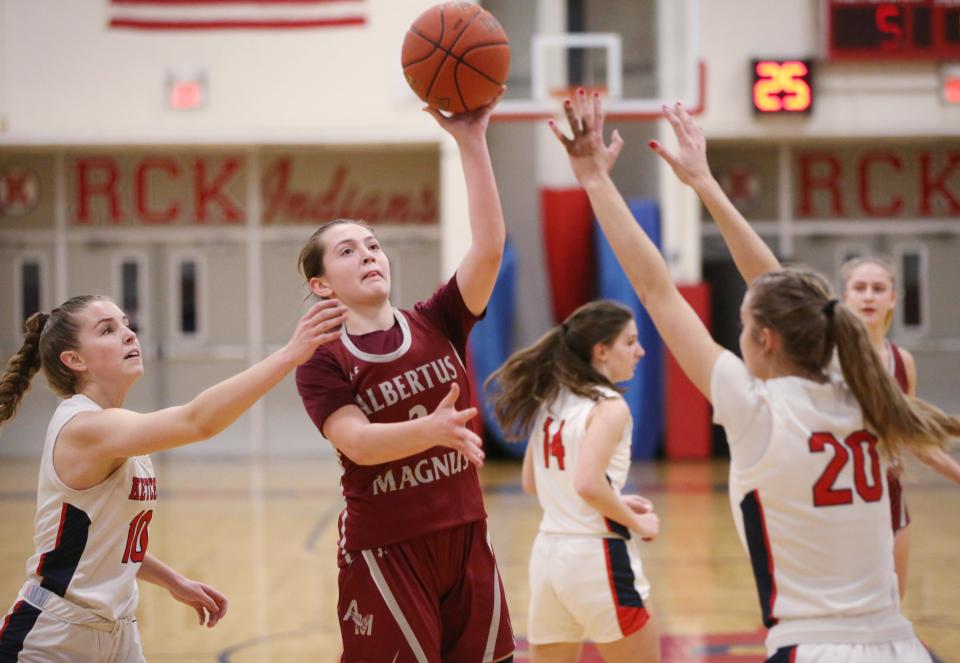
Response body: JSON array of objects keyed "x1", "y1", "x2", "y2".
[{"x1": 827, "y1": 0, "x2": 960, "y2": 60}]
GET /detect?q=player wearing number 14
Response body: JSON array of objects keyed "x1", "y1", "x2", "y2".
[{"x1": 488, "y1": 301, "x2": 661, "y2": 662}]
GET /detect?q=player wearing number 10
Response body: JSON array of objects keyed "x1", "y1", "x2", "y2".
[
  {"x1": 551, "y1": 91, "x2": 960, "y2": 662},
  {"x1": 0, "y1": 294, "x2": 346, "y2": 661}
]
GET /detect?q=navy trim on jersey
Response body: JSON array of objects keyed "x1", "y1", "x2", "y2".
[
  {"x1": 603, "y1": 474, "x2": 631, "y2": 540},
  {"x1": 740, "y1": 489, "x2": 778, "y2": 628},
  {"x1": 0, "y1": 600, "x2": 42, "y2": 662},
  {"x1": 36, "y1": 502, "x2": 91, "y2": 597},
  {"x1": 603, "y1": 538, "x2": 644, "y2": 609},
  {"x1": 765, "y1": 645, "x2": 797, "y2": 663}
]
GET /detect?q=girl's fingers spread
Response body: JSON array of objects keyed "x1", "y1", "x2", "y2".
[
  {"x1": 437, "y1": 382, "x2": 460, "y2": 409},
  {"x1": 547, "y1": 120, "x2": 574, "y2": 149},
  {"x1": 454, "y1": 406, "x2": 479, "y2": 424},
  {"x1": 562, "y1": 99, "x2": 579, "y2": 134},
  {"x1": 609, "y1": 130, "x2": 625, "y2": 161},
  {"x1": 592, "y1": 91, "x2": 604, "y2": 135}
]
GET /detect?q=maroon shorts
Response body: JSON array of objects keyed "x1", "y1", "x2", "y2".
[
  {"x1": 888, "y1": 468, "x2": 910, "y2": 533},
  {"x1": 338, "y1": 519, "x2": 514, "y2": 663}
]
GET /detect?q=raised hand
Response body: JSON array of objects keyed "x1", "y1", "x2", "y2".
[
  {"x1": 167, "y1": 578, "x2": 229, "y2": 628},
  {"x1": 425, "y1": 382, "x2": 485, "y2": 467},
  {"x1": 648, "y1": 103, "x2": 712, "y2": 189},
  {"x1": 423, "y1": 86, "x2": 507, "y2": 145},
  {"x1": 547, "y1": 88, "x2": 625, "y2": 185},
  {"x1": 284, "y1": 299, "x2": 348, "y2": 365}
]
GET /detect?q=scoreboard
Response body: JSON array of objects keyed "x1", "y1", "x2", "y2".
[{"x1": 827, "y1": 0, "x2": 960, "y2": 60}]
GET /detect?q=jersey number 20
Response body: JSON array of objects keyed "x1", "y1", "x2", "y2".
[{"x1": 809, "y1": 431, "x2": 883, "y2": 507}]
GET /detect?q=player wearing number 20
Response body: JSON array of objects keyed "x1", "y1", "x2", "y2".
[
  {"x1": 551, "y1": 92, "x2": 960, "y2": 662},
  {"x1": 0, "y1": 294, "x2": 345, "y2": 661}
]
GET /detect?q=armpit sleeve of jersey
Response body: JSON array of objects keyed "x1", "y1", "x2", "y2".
[
  {"x1": 710, "y1": 351, "x2": 772, "y2": 468},
  {"x1": 295, "y1": 349, "x2": 357, "y2": 438},
  {"x1": 416, "y1": 273, "x2": 484, "y2": 359}
]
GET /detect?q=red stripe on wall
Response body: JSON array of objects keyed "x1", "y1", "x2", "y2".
[
  {"x1": 540, "y1": 187, "x2": 594, "y2": 324},
  {"x1": 109, "y1": 16, "x2": 366, "y2": 29},
  {"x1": 665, "y1": 284, "x2": 712, "y2": 459}
]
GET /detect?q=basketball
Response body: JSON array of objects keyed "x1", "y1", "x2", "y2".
[{"x1": 402, "y1": 2, "x2": 510, "y2": 114}]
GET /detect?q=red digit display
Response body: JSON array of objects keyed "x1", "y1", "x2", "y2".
[
  {"x1": 752, "y1": 60, "x2": 814, "y2": 114},
  {"x1": 828, "y1": 0, "x2": 960, "y2": 60}
]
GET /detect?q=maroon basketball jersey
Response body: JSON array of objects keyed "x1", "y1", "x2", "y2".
[
  {"x1": 296, "y1": 276, "x2": 486, "y2": 558},
  {"x1": 888, "y1": 340, "x2": 909, "y2": 393}
]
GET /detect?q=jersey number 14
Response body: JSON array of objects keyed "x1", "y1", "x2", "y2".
[{"x1": 541, "y1": 417, "x2": 567, "y2": 470}]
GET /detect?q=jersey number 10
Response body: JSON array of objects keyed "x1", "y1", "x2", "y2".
[
  {"x1": 809, "y1": 431, "x2": 883, "y2": 507},
  {"x1": 122, "y1": 509, "x2": 153, "y2": 564}
]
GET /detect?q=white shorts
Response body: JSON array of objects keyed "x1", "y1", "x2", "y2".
[
  {"x1": 527, "y1": 532, "x2": 651, "y2": 645},
  {"x1": 0, "y1": 586, "x2": 145, "y2": 663},
  {"x1": 767, "y1": 638, "x2": 933, "y2": 663}
]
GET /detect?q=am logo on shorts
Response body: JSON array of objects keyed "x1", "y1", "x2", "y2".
[{"x1": 342, "y1": 599, "x2": 373, "y2": 636}]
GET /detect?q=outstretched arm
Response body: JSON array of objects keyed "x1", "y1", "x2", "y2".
[
  {"x1": 903, "y1": 350, "x2": 960, "y2": 484},
  {"x1": 650, "y1": 103, "x2": 781, "y2": 285},
  {"x1": 139, "y1": 554, "x2": 228, "y2": 628},
  {"x1": 549, "y1": 91, "x2": 724, "y2": 399},
  {"x1": 425, "y1": 89, "x2": 507, "y2": 316},
  {"x1": 62, "y1": 300, "x2": 346, "y2": 463}
]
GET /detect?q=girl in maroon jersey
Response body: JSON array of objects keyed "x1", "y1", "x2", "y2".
[
  {"x1": 0, "y1": 295, "x2": 345, "y2": 661},
  {"x1": 839, "y1": 257, "x2": 960, "y2": 598},
  {"x1": 294, "y1": 91, "x2": 514, "y2": 663},
  {"x1": 648, "y1": 103, "x2": 960, "y2": 601}
]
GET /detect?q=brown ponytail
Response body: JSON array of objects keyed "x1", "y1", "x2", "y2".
[
  {"x1": 0, "y1": 295, "x2": 108, "y2": 427},
  {"x1": 0, "y1": 313, "x2": 49, "y2": 426},
  {"x1": 830, "y1": 303, "x2": 960, "y2": 458},
  {"x1": 486, "y1": 300, "x2": 633, "y2": 441},
  {"x1": 750, "y1": 270, "x2": 959, "y2": 458}
]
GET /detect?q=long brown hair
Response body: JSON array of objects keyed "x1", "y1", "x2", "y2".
[
  {"x1": 749, "y1": 270, "x2": 959, "y2": 458},
  {"x1": 0, "y1": 295, "x2": 106, "y2": 427},
  {"x1": 486, "y1": 300, "x2": 634, "y2": 441},
  {"x1": 298, "y1": 218, "x2": 375, "y2": 281}
]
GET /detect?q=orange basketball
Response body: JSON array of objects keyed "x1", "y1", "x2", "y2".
[{"x1": 402, "y1": 2, "x2": 510, "y2": 114}]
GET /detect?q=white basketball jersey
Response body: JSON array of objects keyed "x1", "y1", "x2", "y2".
[
  {"x1": 531, "y1": 386, "x2": 632, "y2": 537},
  {"x1": 712, "y1": 352, "x2": 913, "y2": 648},
  {"x1": 24, "y1": 395, "x2": 156, "y2": 621}
]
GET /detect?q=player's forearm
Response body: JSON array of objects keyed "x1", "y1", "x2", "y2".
[
  {"x1": 583, "y1": 174, "x2": 675, "y2": 305},
  {"x1": 914, "y1": 445, "x2": 960, "y2": 484},
  {"x1": 458, "y1": 136, "x2": 506, "y2": 260},
  {"x1": 693, "y1": 177, "x2": 780, "y2": 284},
  {"x1": 576, "y1": 481, "x2": 644, "y2": 533},
  {"x1": 138, "y1": 554, "x2": 184, "y2": 590},
  {"x1": 183, "y1": 347, "x2": 298, "y2": 440},
  {"x1": 336, "y1": 417, "x2": 440, "y2": 466}
]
